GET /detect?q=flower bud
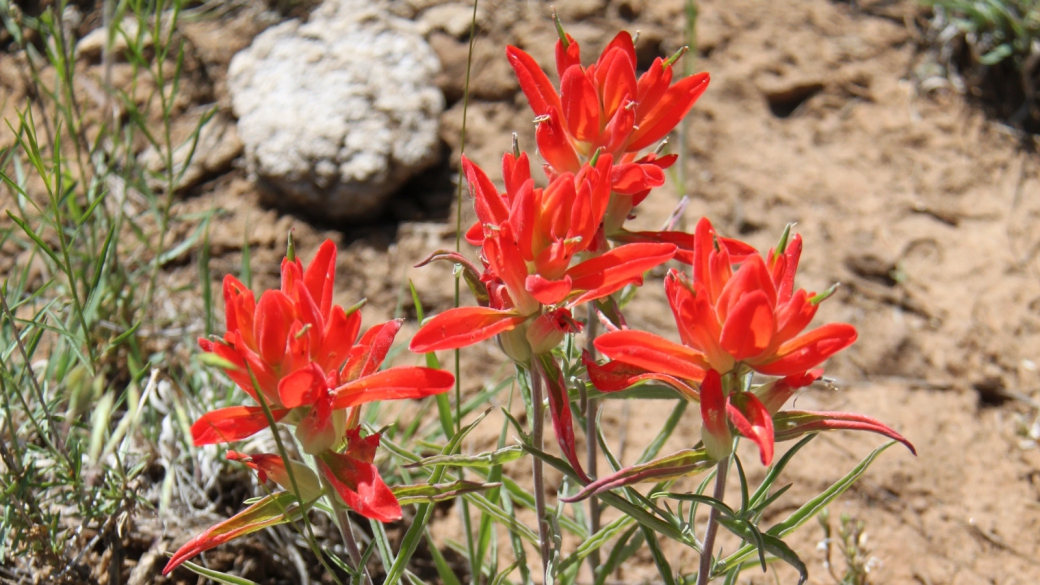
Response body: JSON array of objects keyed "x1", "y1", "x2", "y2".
[
  {"x1": 526, "y1": 308, "x2": 583, "y2": 355},
  {"x1": 498, "y1": 324, "x2": 532, "y2": 365}
]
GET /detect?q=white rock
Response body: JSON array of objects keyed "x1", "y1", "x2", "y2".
[{"x1": 228, "y1": 0, "x2": 444, "y2": 221}]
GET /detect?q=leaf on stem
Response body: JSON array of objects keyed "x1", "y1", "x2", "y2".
[
  {"x1": 561, "y1": 448, "x2": 714, "y2": 503},
  {"x1": 393, "y1": 480, "x2": 502, "y2": 505}
]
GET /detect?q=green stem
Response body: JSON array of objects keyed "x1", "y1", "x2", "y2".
[
  {"x1": 584, "y1": 304, "x2": 601, "y2": 573},
  {"x1": 454, "y1": 0, "x2": 480, "y2": 579},
  {"x1": 248, "y1": 368, "x2": 346, "y2": 585},
  {"x1": 322, "y1": 475, "x2": 373, "y2": 585},
  {"x1": 696, "y1": 458, "x2": 729, "y2": 585},
  {"x1": 0, "y1": 291, "x2": 71, "y2": 466},
  {"x1": 528, "y1": 366, "x2": 551, "y2": 577}
]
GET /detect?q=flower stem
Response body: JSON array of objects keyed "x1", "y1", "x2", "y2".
[
  {"x1": 697, "y1": 458, "x2": 729, "y2": 585},
  {"x1": 530, "y1": 367, "x2": 551, "y2": 576},
  {"x1": 323, "y1": 475, "x2": 373, "y2": 585},
  {"x1": 584, "y1": 304, "x2": 601, "y2": 573}
]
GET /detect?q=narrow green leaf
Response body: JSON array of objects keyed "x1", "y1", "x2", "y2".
[
  {"x1": 524, "y1": 443, "x2": 696, "y2": 548},
  {"x1": 768, "y1": 441, "x2": 896, "y2": 536},
  {"x1": 734, "y1": 455, "x2": 750, "y2": 514},
  {"x1": 655, "y1": 492, "x2": 738, "y2": 519},
  {"x1": 748, "y1": 434, "x2": 814, "y2": 511},
  {"x1": 463, "y1": 493, "x2": 540, "y2": 546},
  {"x1": 565, "y1": 448, "x2": 714, "y2": 502},
  {"x1": 717, "y1": 518, "x2": 806, "y2": 585},
  {"x1": 979, "y1": 43, "x2": 1013, "y2": 65},
  {"x1": 201, "y1": 220, "x2": 213, "y2": 336},
  {"x1": 491, "y1": 561, "x2": 519, "y2": 585},
  {"x1": 383, "y1": 409, "x2": 491, "y2": 585},
  {"x1": 405, "y1": 445, "x2": 524, "y2": 469},
  {"x1": 89, "y1": 222, "x2": 116, "y2": 295},
  {"x1": 176, "y1": 560, "x2": 261, "y2": 585},
  {"x1": 409, "y1": 280, "x2": 453, "y2": 437},
  {"x1": 106, "y1": 321, "x2": 141, "y2": 351},
  {"x1": 719, "y1": 440, "x2": 897, "y2": 572},
  {"x1": 642, "y1": 526, "x2": 677, "y2": 585},
  {"x1": 241, "y1": 215, "x2": 253, "y2": 289},
  {"x1": 158, "y1": 214, "x2": 211, "y2": 265},
  {"x1": 370, "y1": 519, "x2": 396, "y2": 567},
  {"x1": 393, "y1": 480, "x2": 500, "y2": 505},
  {"x1": 558, "y1": 514, "x2": 635, "y2": 572},
  {"x1": 6, "y1": 212, "x2": 60, "y2": 266},
  {"x1": 595, "y1": 526, "x2": 642, "y2": 585}
]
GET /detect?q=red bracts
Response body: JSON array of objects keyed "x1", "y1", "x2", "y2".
[
  {"x1": 586, "y1": 220, "x2": 913, "y2": 465},
  {"x1": 410, "y1": 154, "x2": 676, "y2": 355},
  {"x1": 507, "y1": 31, "x2": 709, "y2": 171},
  {"x1": 165, "y1": 241, "x2": 453, "y2": 576}
]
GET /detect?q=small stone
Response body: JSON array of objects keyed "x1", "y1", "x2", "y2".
[
  {"x1": 418, "y1": 3, "x2": 485, "y2": 39},
  {"x1": 555, "y1": 0, "x2": 608, "y2": 21}
]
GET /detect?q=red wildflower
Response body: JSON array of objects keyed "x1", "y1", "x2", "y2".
[
  {"x1": 410, "y1": 155, "x2": 676, "y2": 355},
  {"x1": 585, "y1": 220, "x2": 913, "y2": 465},
  {"x1": 507, "y1": 31, "x2": 709, "y2": 172},
  {"x1": 192, "y1": 241, "x2": 454, "y2": 449},
  {"x1": 411, "y1": 154, "x2": 676, "y2": 481},
  {"x1": 592, "y1": 218, "x2": 857, "y2": 380}
]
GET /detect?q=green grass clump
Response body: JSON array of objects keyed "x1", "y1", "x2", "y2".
[
  {"x1": 0, "y1": 0, "x2": 225, "y2": 579},
  {"x1": 923, "y1": 0, "x2": 1040, "y2": 127}
]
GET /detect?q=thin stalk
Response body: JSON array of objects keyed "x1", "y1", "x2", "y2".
[
  {"x1": 0, "y1": 290, "x2": 71, "y2": 466},
  {"x1": 696, "y1": 458, "x2": 729, "y2": 585},
  {"x1": 322, "y1": 475, "x2": 373, "y2": 585},
  {"x1": 584, "y1": 303, "x2": 600, "y2": 573},
  {"x1": 145, "y1": 0, "x2": 184, "y2": 310},
  {"x1": 49, "y1": 176, "x2": 99, "y2": 371},
  {"x1": 453, "y1": 0, "x2": 480, "y2": 434},
  {"x1": 529, "y1": 366, "x2": 551, "y2": 576},
  {"x1": 248, "y1": 368, "x2": 346, "y2": 585},
  {"x1": 454, "y1": 2, "x2": 480, "y2": 580}
]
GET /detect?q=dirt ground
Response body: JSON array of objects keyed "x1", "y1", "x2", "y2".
[{"x1": 5, "y1": 0, "x2": 1040, "y2": 582}]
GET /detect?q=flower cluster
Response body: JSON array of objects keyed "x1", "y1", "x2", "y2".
[
  {"x1": 167, "y1": 16, "x2": 919, "y2": 583},
  {"x1": 411, "y1": 16, "x2": 916, "y2": 491},
  {"x1": 164, "y1": 240, "x2": 454, "y2": 576}
]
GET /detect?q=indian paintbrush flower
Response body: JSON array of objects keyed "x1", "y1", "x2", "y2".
[
  {"x1": 508, "y1": 23, "x2": 709, "y2": 237},
  {"x1": 164, "y1": 240, "x2": 454, "y2": 577},
  {"x1": 585, "y1": 220, "x2": 913, "y2": 466},
  {"x1": 411, "y1": 153, "x2": 677, "y2": 480}
]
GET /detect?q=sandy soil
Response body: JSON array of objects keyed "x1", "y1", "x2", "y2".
[{"x1": 4, "y1": 0, "x2": 1040, "y2": 583}]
